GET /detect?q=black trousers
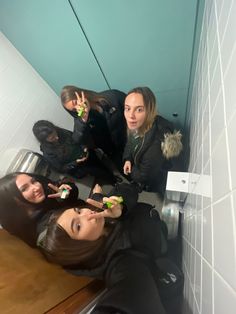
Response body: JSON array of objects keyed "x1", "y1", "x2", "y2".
[{"x1": 91, "y1": 254, "x2": 166, "y2": 314}]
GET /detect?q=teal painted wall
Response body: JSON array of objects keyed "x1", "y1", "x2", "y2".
[{"x1": 0, "y1": 0, "x2": 202, "y2": 127}]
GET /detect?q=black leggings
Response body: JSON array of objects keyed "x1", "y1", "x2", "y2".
[{"x1": 91, "y1": 254, "x2": 166, "y2": 314}]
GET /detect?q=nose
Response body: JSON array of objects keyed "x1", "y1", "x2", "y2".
[
  {"x1": 32, "y1": 184, "x2": 40, "y2": 192},
  {"x1": 129, "y1": 110, "x2": 135, "y2": 119},
  {"x1": 79, "y1": 208, "x2": 94, "y2": 216}
]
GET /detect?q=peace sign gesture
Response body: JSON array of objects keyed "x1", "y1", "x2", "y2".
[
  {"x1": 86, "y1": 196, "x2": 123, "y2": 220},
  {"x1": 47, "y1": 183, "x2": 72, "y2": 199},
  {"x1": 75, "y1": 91, "x2": 90, "y2": 122}
]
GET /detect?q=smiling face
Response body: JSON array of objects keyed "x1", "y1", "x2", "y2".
[
  {"x1": 124, "y1": 92, "x2": 147, "y2": 131},
  {"x1": 15, "y1": 174, "x2": 45, "y2": 204},
  {"x1": 57, "y1": 207, "x2": 105, "y2": 241}
]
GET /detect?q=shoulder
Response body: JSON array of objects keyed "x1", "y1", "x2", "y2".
[
  {"x1": 101, "y1": 89, "x2": 126, "y2": 102},
  {"x1": 58, "y1": 127, "x2": 73, "y2": 137},
  {"x1": 155, "y1": 115, "x2": 174, "y2": 131}
]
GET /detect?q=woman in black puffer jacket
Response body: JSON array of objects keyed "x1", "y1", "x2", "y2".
[
  {"x1": 123, "y1": 87, "x2": 183, "y2": 194},
  {"x1": 40, "y1": 183, "x2": 168, "y2": 314}
]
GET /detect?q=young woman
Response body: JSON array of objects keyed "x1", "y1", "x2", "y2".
[
  {"x1": 0, "y1": 172, "x2": 79, "y2": 247},
  {"x1": 123, "y1": 87, "x2": 183, "y2": 194},
  {"x1": 39, "y1": 183, "x2": 168, "y2": 313},
  {"x1": 32, "y1": 120, "x2": 116, "y2": 184},
  {"x1": 60, "y1": 86, "x2": 127, "y2": 172}
]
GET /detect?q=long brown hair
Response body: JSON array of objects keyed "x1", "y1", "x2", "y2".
[
  {"x1": 126, "y1": 87, "x2": 158, "y2": 137},
  {"x1": 61, "y1": 85, "x2": 108, "y2": 111},
  {"x1": 42, "y1": 202, "x2": 112, "y2": 268}
]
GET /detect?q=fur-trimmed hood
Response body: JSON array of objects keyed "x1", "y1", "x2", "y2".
[{"x1": 161, "y1": 130, "x2": 183, "y2": 159}]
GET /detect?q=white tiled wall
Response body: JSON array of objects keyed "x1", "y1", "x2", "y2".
[
  {"x1": 0, "y1": 32, "x2": 73, "y2": 176},
  {"x1": 182, "y1": 1, "x2": 236, "y2": 313}
]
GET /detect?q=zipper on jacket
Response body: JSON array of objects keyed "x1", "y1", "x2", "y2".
[{"x1": 134, "y1": 134, "x2": 145, "y2": 165}]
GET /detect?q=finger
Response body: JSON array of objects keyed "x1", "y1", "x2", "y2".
[
  {"x1": 60, "y1": 184, "x2": 72, "y2": 191},
  {"x1": 48, "y1": 192, "x2": 61, "y2": 199},
  {"x1": 87, "y1": 211, "x2": 106, "y2": 220},
  {"x1": 81, "y1": 91, "x2": 85, "y2": 103},
  {"x1": 48, "y1": 183, "x2": 59, "y2": 192},
  {"x1": 86, "y1": 198, "x2": 104, "y2": 209},
  {"x1": 76, "y1": 157, "x2": 86, "y2": 163},
  {"x1": 75, "y1": 91, "x2": 81, "y2": 101},
  {"x1": 103, "y1": 196, "x2": 120, "y2": 204}
]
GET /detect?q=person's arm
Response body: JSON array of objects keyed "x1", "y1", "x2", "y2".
[
  {"x1": 87, "y1": 183, "x2": 138, "y2": 219},
  {"x1": 72, "y1": 117, "x2": 90, "y2": 145},
  {"x1": 47, "y1": 180, "x2": 79, "y2": 202},
  {"x1": 41, "y1": 147, "x2": 77, "y2": 174}
]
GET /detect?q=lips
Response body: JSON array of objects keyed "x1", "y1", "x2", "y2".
[
  {"x1": 34, "y1": 191, "x2": 44, "y2": 199},
  {"x1": 128, "y1": 121, "x2": 137, "y2": 128}
]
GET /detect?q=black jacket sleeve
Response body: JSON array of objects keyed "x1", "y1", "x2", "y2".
[
  {"x1": 72, "y1": 117, "x2": 90, "y2": 145},
  {"x1": 131, "y1": 139, "x2": 165, "y2": 185},
  {"x1": 42, "y1": 151, "x2": 78, "y2": 173}
]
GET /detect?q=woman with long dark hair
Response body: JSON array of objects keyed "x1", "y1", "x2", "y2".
[
  {"x1": 39, "y1": 183, "x2": 170, "y2": 314},
  {"x1": 0, "y1": 172, "x2": 78, "y2": 247}
]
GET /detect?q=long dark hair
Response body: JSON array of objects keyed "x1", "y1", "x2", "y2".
[
  {"x1": 42, "y1": 201, "x2": 112, "y2": 268},
  {"x1": 0, "y1": 172, "x2": 53, "y2": 247},
  {"x1": 32, "y1": 120, "x2": 59, "y2": 144}
]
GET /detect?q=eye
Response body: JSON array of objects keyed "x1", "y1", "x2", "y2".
[
  {"x1": 74, "y1": 207, "x2": 81, "y2": 214},
  {"x1": 124, "y1": 107, "x2": 130, "y2": 112},
  {"x1": 137, "y1": 107, "x2": 144, "y2": 113},
  {"x1": 31, "y1": 178, "x2": 37, "y2": 184},
  {"x1": 76, "y1": 223, "x2": 81, "y2": 231},
  {"x1": 20, "y1": 186, "x2": 27, "y2": 193}
]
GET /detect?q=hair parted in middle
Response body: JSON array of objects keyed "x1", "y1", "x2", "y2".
[
  {"x1": 32, "y1": 120, "x2": 57, "y2": 143},
  {"x1": 0, "y1": 172, "x2": 52, "y2": 247},
  {"x1": 126, "y1": 87, "x2": 158, "y2": 136}
]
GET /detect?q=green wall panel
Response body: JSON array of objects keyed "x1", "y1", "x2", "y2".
[
  {"x1": 72, "y1": 0, "x2": 198, "y2": 126},
  {"x1": 0, "y1": 0, "x2": 108, "y2": 94},
  {"x1": 0, "y1": 0, "x2": 202, "y2": 127}
]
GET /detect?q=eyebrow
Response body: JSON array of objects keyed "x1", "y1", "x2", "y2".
[
  {"x1": 71, "y1": 218, "x2": 76, "y2": 233},
  {"x1": 124, "y1": 104, "x2": 144, "y2": 108},
  {"x1": 18, "y1": 183, "x2": 27, "y2": 191}
]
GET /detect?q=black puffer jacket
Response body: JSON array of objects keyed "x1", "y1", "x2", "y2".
[
  {"x1": 66, "y1": 89, "x2": 126, "y2": 162},
  {"x1": 123, "y1": 116, "x2": 182, "y2": 192},
  {"x1": 66, "y1": 183, "x2": 165, "y2": 279}
]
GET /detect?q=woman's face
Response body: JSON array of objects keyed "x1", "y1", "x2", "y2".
[
  {"x1": 57, "y1": 207, "x2": 105, "y2": 241},
  {"x1": 124, "y1": 92, "x2": 147, "y2": 130},
  {"x1": 15, "y1": 174, "x2": 45, "y2": 204},
  {"x1": 64, "y1": 99, "x2": 78, "y2": 112},
  {"x1": 46, "y1": 130, "x2": 59, "y2": 143}
]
